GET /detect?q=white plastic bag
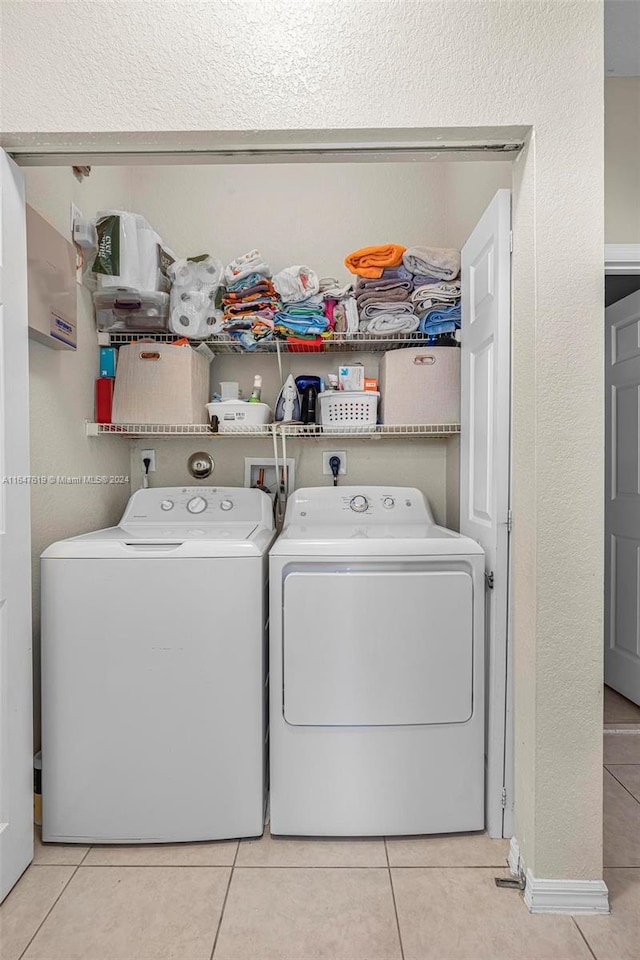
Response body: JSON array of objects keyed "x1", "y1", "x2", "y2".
[
  {"x1": 168, "y1": 257, "x2": 225, "y2": 338},
  {"x1": 92, "y1": 211, "x2": 175, "y2": 293}
]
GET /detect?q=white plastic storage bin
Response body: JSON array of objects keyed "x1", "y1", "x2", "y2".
[
  {"x1": 378, "y1": 348, "x2": 460, "y2": 424},
  {"x1": 93, "y1": 291, "x2": 169, "y2": 332},
  {"x1": 112, "y1": 342, "x2": 210, "y2": 424},
  {"x1": 206, "y1": 401, "x2": 272, "y2": 432},
  {"x1": 318, "y1": 391, "x2": 379, "y2": 426}
]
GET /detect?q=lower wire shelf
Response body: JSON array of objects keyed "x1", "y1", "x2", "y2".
[{"x1": 86, "y1": 422, "x2": 461, "y2": 439}]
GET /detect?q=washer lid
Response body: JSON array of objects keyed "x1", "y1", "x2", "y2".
[
  {"x1": 270, "y1": 522, "x2": 484, "y2": 557},
  {"x1": 41, "y1": 485, "x2": 276, "y2": 558},
  {"x1": 41, "y1": 522, "x2": 275, "y2": 559}
]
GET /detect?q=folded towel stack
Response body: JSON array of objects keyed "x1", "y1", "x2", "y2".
[
  {"x1": 273, "y1": 294, "x2": 329, "y2": 340},
  {"x1": 344, "y1": 243, "x2": 406, "y2": 279},
  {"x1": 222, "y1": 250, "x2": 282, "y2": 347},
  {"x1": 412, "y1": 281, "x2": 461, "y2": 340},
  {"x1": 318, "y1": 277, "x2": 358, "y2": 336},
  {"x1": 353, "y1": 264, "x2": 418, "y2": 335}
]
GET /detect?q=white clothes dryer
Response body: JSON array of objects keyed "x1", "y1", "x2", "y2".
[
  {"x1": 41, "y1": 486, "x2": 274, "y2": 844},
  {"x1": 269, "y1": 486, "x2": 485, "y2": 837}
]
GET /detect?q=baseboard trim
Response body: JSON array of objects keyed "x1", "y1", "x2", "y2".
[
  {"x1": 508, "y1": 837, "x2": 520, "y2": 876},
  {"x1": 524, "y1": 869, "x2": 609, "y2": 915}
]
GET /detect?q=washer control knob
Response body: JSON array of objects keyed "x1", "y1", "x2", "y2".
[
  {"x1": 186, "y1": 496, "x2": 207, "y2": 514},
  {"x1": 220, "y1": 499, "x2": 233, "y2": 511},
  {"x1": 350, "y1": 495, "x2": 369, "y2": 513},
  {"x1": 160, "y1": 499, "x2": 174, "y2": 512},
  {"x1": 382, "y1": 497, "x2": 395, "y2": 509}
]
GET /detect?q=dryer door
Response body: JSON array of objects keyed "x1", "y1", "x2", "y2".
[{"x1": 283, "y1": 566, "x2": 473, "y2": 726}]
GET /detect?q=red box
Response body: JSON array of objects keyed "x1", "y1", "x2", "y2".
[{"x1": 95, "y1": 377, "x2": 114, "y2": 423}]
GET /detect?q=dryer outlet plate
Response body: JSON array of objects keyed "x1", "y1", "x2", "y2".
[
  {"x1": 322, "y1": 451, "x2": 347, "y2": 476},
  {"x1": 140, "y1": 449, "x2": 156, "y2": 473}
]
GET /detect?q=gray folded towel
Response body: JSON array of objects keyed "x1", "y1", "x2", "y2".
[
  {"x1": 403, "y1": 246, "x2": 460, "y2": 281},
  {"x1": 359, "y1": 300, "x2": 417, "y2": 322},
  {"x1": 356, "y1": 288, "x2": 410, "y2": 308}
]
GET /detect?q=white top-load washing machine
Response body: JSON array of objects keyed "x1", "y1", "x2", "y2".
[
  {"x1": 269, "y1": 486, "x2": 485, "y2": 837},
  {"x1": 41, "y1": 486, "x2": 274, "y2": 844}
]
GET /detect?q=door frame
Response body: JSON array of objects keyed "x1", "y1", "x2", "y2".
[{"x1": 605, "y1": 245, "x2": 640, "y2": 275}]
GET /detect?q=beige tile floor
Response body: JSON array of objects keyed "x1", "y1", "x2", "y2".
[{"x1": 1, "y1": 685, "x2": 639, "y2": 960}]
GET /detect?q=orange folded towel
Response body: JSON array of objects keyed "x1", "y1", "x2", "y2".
[{"x1": 344, "y1": 244, "x2": 407, "y2": 279}]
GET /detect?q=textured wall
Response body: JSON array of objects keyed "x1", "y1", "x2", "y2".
[
  {"x1": 605, "y1": 78, "x2": 640, "y2": 242},
  {"x1": 24, "y1": 167, "x2": 132, "y2": 744},
  {"x1": 127, "y1": 159, "x2": 509, "y2": 527},
  {"x1": 1, "y1": 0, "x2": 605, "y2": 881}
]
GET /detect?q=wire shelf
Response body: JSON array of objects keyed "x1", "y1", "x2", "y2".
[
  {"x1": 86, "y1": 421, "x2": 460, "y2": 439},
  {"x1": 102, "y1": 331, "x2": 442, "y2": 353}
]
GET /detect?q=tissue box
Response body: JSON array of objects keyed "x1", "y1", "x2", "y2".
[{"x1": 338, "y1": 364, "x2": 364, "y2": 391}]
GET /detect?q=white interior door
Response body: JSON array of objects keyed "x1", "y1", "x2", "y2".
[
  {"x1": 460, "y1": 189, "x2": 512, "y2": 838},
  {"x1": 0, "y1": 149, "x2": 33, "y2": 900},
  {"x1": 605, "y1": 291, "x2": 640, "y2": 706}
]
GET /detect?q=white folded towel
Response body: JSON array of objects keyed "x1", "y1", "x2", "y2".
[{"x1": 361, "y1": 315, "x2": 420, "y2": 335}]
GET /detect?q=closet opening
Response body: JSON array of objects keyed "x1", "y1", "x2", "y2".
[{"x1": 8, "y1": 133, "x2": 523, "y2": 869}]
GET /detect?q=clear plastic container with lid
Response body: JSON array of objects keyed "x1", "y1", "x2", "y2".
[{"x1": 93, "y1": 290, "x2": 170, "y2": 332}]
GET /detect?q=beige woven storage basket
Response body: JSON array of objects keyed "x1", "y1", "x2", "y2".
[
  {"x1": 378, "y1": 347, "x2": 460, "y2": 424},
  {"x1": 112, "y1": 342, "x2": 209, "y2": 424}
]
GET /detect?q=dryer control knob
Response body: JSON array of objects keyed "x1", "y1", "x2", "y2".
[
  {"x1": 220, "y1": 499, "x2": 233, "y2": 511},
  {"x1": 382, "y1": 497, "x2": 395, "y2": 509},
  {"x1": 350, "y1": 495, "x2": 369, "y2": 513},
  {"x1": 160, "y1": 499, "x2": 174, "y2": 511},
  {"x1": 187, "y1": 496, "x2": 207, "y2": 514}
]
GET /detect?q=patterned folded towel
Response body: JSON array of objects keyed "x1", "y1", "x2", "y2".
[
  {"x1": 403, "y1": 247, "x2": 460, "y2": 281},
  {"x1": 223, "y1": 279, "x2": 277, "y2": 302},
  {"x1": 345, "y1": 244, "x2": 406, "y2": 279}
]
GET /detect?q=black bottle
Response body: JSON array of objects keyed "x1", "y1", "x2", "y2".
[{"x1": 301, "y1": 384, "x2": 317, "y2": 425}]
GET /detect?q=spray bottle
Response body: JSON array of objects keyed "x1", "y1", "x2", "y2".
[{"x1": 249, "y1": 374, "x2": 262, "y2": 403}]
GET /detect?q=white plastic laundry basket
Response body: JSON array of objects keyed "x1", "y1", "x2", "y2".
[{"x1": 318, "y1": 391, "x2": 379, "y2": 426}]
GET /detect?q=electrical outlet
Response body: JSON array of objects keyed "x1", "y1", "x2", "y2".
[
  {"x1": 322, "y1": 451, "x2": 347, "y2": 476},
  {"x1": 141, "y1": 449, "x2": 156, "y2": 473}
]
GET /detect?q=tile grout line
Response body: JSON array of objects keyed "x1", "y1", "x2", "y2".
[
  {"x1": 16, "y1": 860, "x2": 82, "y2": 960},
  {"x1": 384, "y1": 838, "x2": 406, "y2": 960},
  {"x1": 605, "y1": 767, "x2": 640, "y2": 807},
  {"x1": 572, "y1": 917, "x2": 598, "y2": 960},
  {"x1": 209, "y1": 840, "x2": 240, "y2": 960},
  {"x1": 78, "y1": 844, "x2": 92, "y2": 865}
]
